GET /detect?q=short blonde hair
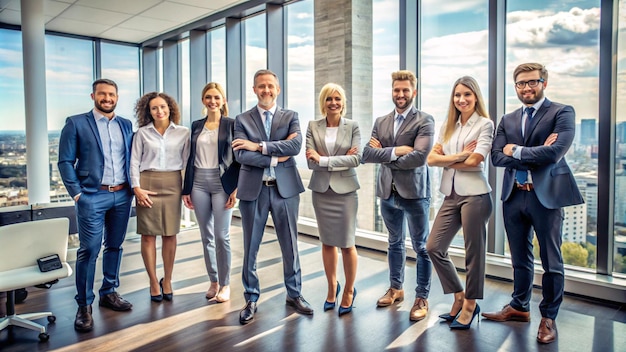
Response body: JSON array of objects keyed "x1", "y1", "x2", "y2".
[{"x1": 318, "y1": 83, "x2": 347, "y2": 117}]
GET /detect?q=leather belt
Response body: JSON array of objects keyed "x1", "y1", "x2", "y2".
[
  {"x1": 262, "y1": 180, "x2": 277, "y2": 187},
  {"x1": 515, "y1": 183, "x2": 534, "y2": 191},
  {"x1": 100, "y1": 183, "x2": 127, "y2": 192}
]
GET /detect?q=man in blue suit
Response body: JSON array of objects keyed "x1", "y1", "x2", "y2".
[
  {"x1": 483, "y1": 63, "x2": 584, "y2": 344},
  {"x1": 232, "y1": 69, "x2": 312, "y2": 324},
  {"x1": 58, "y1": 79, "x2": 135, "y2": 332}
]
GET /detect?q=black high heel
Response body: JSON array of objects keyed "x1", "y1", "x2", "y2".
[
  {"x1": 338, "y1": 287, "x2": 357, "y2": 316},
  {"x1": 450, "y1": 304, "x2": 480, "y2": 329},
  {"x1": 324, "y1": 282, "x2": 341, "y2": 311},
  {"x1": 151, "y1": 281, "x2": 163, "y2": 302},
  {"x1": 160, "y1": 278, "x2": 173, "y2": 301}
]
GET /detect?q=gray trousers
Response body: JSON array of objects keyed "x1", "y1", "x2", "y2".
[
  {"x1": 191, "y1": 168, "x2": 232, "y2": 286},
  {"x1": 426, "y1": 189, "x2": 492, "y2": 299}
]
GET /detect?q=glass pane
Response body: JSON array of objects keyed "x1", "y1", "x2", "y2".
[
  {"x1": 181, "y1": 38, "x2": 190, "y2": 126},
  {"x1": 614, "y1": 0, "x2": 626, "y2": 275},
  {"x1": 210, "y1": 27, "x2": 226, "y2": 91},
  {"x1": 0, "y1": 29, "x2": 27, "y2": 207},
  {"x1": 286, "y1": 0, "x2": 315, "y2": 220},
  {"x1": 505, "y1": 1, "x2": 600, "y2": 270},
  {"x1": 243, "y1": 14, "x2": 267, "y2": 109},
  {"x1": 421, "y1": 0, "x2": 489, "y2": 246},
  {"x1": 46, "y1": 35, "x2": 95, "y2": 204},
  {"x1": 101, "y1": 42, "x2": 140, "y2": 121}
]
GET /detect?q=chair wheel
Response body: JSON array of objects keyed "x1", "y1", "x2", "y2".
[
  {"x1": 38, "y1": 333, "x2": 49, "y2": 342},
  {"x1": 47, "y1": 315, "x2": 56, "y2": 323}
]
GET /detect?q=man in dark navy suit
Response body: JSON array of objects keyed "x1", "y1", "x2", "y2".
[
  {"x1": 483, "y1": 63, "x2": 584, "y2": 344},
  {"x1": 58, "y1": 79, "x2": 135, "y2": 332}
]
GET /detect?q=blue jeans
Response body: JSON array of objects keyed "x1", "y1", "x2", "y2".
[{"x1": 380, "y1": 194, "x2": 431, "y2": 299}]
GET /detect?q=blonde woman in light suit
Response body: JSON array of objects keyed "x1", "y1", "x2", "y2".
[
  {"x1": 426, "y1": 76, "x2": 494, "y2": 329},
  {"x1": 306, "y1": 83, "x2": 361, "y2": 316}
]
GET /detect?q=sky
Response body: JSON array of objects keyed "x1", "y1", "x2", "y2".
[{"x1": 0, "y1": 0, "x2": 624, "y2": 132}]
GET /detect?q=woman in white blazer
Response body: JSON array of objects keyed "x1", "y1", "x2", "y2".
[
  {"x1": 306, "y1": 83, "x2": 360, "y2": 316},
  {"x1": 426, "y1": 76, "x2": 494, "y2": 329}
]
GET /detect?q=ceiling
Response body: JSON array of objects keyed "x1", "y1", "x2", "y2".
[{"x1": 0, "y1": 0, "x2": 250, "y2": 44}]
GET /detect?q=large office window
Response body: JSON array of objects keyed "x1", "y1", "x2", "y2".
[
  {"x1": 420, "y1": 0, "x2": 489, "y2": 246},
  {"x1": 505, "y1": 2, "x2": 600, "y2": 269},
  {"x1": 0, "y1": 29, "x2": 26, "y2": 207},
  {"x1": 209, "y1": 27, "x2": 226, "y2": 90},
  {"x1": 101, "y1": 42, "x2": 140, "y2": 120},
  {"x1": 372, "y1": 0, "x2": 400, "y2": 119},
  {"x1": 614, "y1": 0, "x2": 626, "y2": 274},
  {"x1": 46, "y1": 35, "x2": 94, "y2": 204},
  {"x1": 180, "y1": 38, "x2": 191, "y2": 126},
  {"x1": 243, "y1": 13, "x2": 267, "y2": 109}
]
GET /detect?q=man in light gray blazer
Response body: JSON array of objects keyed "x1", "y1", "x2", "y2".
[
  {"x1": 232, "y1": 69, "x2": 312, "y2": 325},
  {"x1": 362, "y1": 70, "x2": 435, "y2": 322}
]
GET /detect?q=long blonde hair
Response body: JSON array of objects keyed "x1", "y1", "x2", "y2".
[
  {"x1": 441, "y1": 76, "x2": 489, "y2": 142},
  {"x1": 201, "y1": 82, "x2": 229, "y2": 117}
]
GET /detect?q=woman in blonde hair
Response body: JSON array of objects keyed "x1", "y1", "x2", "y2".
[
  {"x1": 182, "y1": 82, "x2": 240, "y2": 303},
  {"x1": 306, "y1": 83, "x2": 361, "y2": 316},
  {"x1": 426, "y1": 76, "x2": 493, "y2": 329}
]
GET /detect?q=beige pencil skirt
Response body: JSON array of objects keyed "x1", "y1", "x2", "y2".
[{"x1": 136, "y1": 170, "x2": 182, "y2": 236}]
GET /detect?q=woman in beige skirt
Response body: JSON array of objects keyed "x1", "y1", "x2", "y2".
[{"x1": 130, "y1": 92, "x2": 190, "y2": 302}]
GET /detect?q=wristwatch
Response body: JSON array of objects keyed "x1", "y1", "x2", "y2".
[
  {"x1": 512, "y1": 145, "x2": 518, "y2": 153},
  {"x1": 258, "y1": 142, "x2": 263, "y2": 151}
]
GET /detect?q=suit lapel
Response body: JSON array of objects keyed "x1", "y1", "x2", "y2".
[
  {"x1": 333, "y1": 118, "x2": 348, "y2": 156},
  {"x1": 314, "y1": 119, "x2": 329, "y2": 156},
  {"x1": 86, "y1": 112, "x2": 104, "y2": 155},
  {"x1": 524, "y1": 99, "x2": 551, "y2": 144},
  {"x1": 381, "y1": 112, "x2": 395, "y2": 145},
  {"x1": 393, "y1": 106, "x2": 416, "y2": 144},
  {"x1": 250, "y1": 109, "x2": 267, "y2": 140}
]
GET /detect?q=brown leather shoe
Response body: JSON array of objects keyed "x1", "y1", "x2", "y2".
[
  {"x1": 537, "y1": 317, "x2": 557, "y2": 344},
  {"x1": 99, "y1": 292, "x2": 132, "y2": 311},
  {"x1": 409, "y1": 298, "x2": 428, "y2": 321},
  {"x1": 481, "y1": 304, "x2": 530, "y2": 322},
  {"x1": 377, "y1": 288, "x2": 404, "y2": 307},
  {"x1": 74, "y1": 305, "x2": 93, "y2": 332}
]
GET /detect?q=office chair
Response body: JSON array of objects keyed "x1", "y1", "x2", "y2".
[{"x1": 0, "y1": 218, "x2": 73, "y2": 341}]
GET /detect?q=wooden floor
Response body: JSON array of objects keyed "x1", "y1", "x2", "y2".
[{"x1": 2, "y1": 219, "x2": 626, "y2": 352}]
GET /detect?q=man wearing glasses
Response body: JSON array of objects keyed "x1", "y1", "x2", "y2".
[{"x1": 484, "y1": 63, "x2": 583, "y2": 344}]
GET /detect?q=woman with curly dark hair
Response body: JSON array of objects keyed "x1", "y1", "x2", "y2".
[{"x1": 130, "y1": 92, "x2": 190, "y2": 302}]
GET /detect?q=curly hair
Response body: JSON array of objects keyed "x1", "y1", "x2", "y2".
[{"x1": 134, "y1": 92, "x2": 181, "y2": 127}]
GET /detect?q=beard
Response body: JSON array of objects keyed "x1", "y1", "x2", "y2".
[
  {"x1": 393, "y1": 96, "x2": 414, "y2": 111},
  {"x1": 94, "y1": 99, "x2": 117, "y2": 114},
  {"x1": 517, "y1": 89, "x2": 544, "y2": 105}
]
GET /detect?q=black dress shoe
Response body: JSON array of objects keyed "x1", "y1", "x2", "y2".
[
  {"x1": 286, "y1": 295, "x2": 314, "y2": 315},
  {"x1": 239, "y1": 301, "x2": 257, "y2": 325},
  {"x1": 74, "y1": 305, "x2": 93, "y2": 332},
  {"x1": 99, "y1": 292, "x2": 133, "y2": 311}
]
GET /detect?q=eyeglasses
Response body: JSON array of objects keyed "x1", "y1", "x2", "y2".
[{"x1": 515, "y1": 78, "x2": 545, "y2": 89}]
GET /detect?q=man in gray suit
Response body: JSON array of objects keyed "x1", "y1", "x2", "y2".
[
  {"x1": 232, "y1": 69, "x2": 313, "y2": 325},
  {"x1": 362, "y1": 70, "x2": 434, "y2": 321}
]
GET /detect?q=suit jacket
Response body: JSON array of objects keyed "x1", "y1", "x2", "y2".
[
  {"x1": 182, "y1": 117, "x2": 241, "y2": 196},
  {"x1": 306, "y1": 117, "x2": 361, "y2": 194},
  {"x1": 438, "y1": 112, "x2": 493, "y2": 196},
  {"x1": 491, "y1": 98, "x2": 584, "y2": 209},
  {"x1": 234, "y1": 106, "x2": 305, "y2": 201},
  {"x1": 58, "y1": 110, "x2": 134, "y2": 198},
  {"x1": 362, "y1": 106, "x2": 434, "y2": 199}
]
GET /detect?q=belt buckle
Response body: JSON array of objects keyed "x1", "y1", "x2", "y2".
[{"x1": 108, "y1": 185, "x2": 115, "y2": 192}]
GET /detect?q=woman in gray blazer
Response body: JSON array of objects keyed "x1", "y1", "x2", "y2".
[
  {"x1": 306, "y1": 83, "x2": 361, "y2": 316},
  {"x1": 426, "y1": 76, "x2": 494, "y2": 329}
]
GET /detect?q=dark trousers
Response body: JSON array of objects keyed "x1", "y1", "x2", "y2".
[{"x1": 503, "y1": 188, "x2": 564, "y2": 320}]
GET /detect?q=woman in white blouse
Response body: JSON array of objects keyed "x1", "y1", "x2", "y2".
[
  {"x1": 426, "y1": 76, "x2": 494, "y2": 329},
  {"x1": 131, "y1": 92, "x2": 190, "y2": 302}
]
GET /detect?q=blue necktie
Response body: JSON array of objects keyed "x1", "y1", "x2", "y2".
[
  {"x1": 394, "y1": 114, "x2": 404, "y2": 137},
  {"x1": 263, "y1": 111, "x2": 275, "y2": 179},
  {"x1": 515, "y1": 107, "x2": 535, "y2": 184}
]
